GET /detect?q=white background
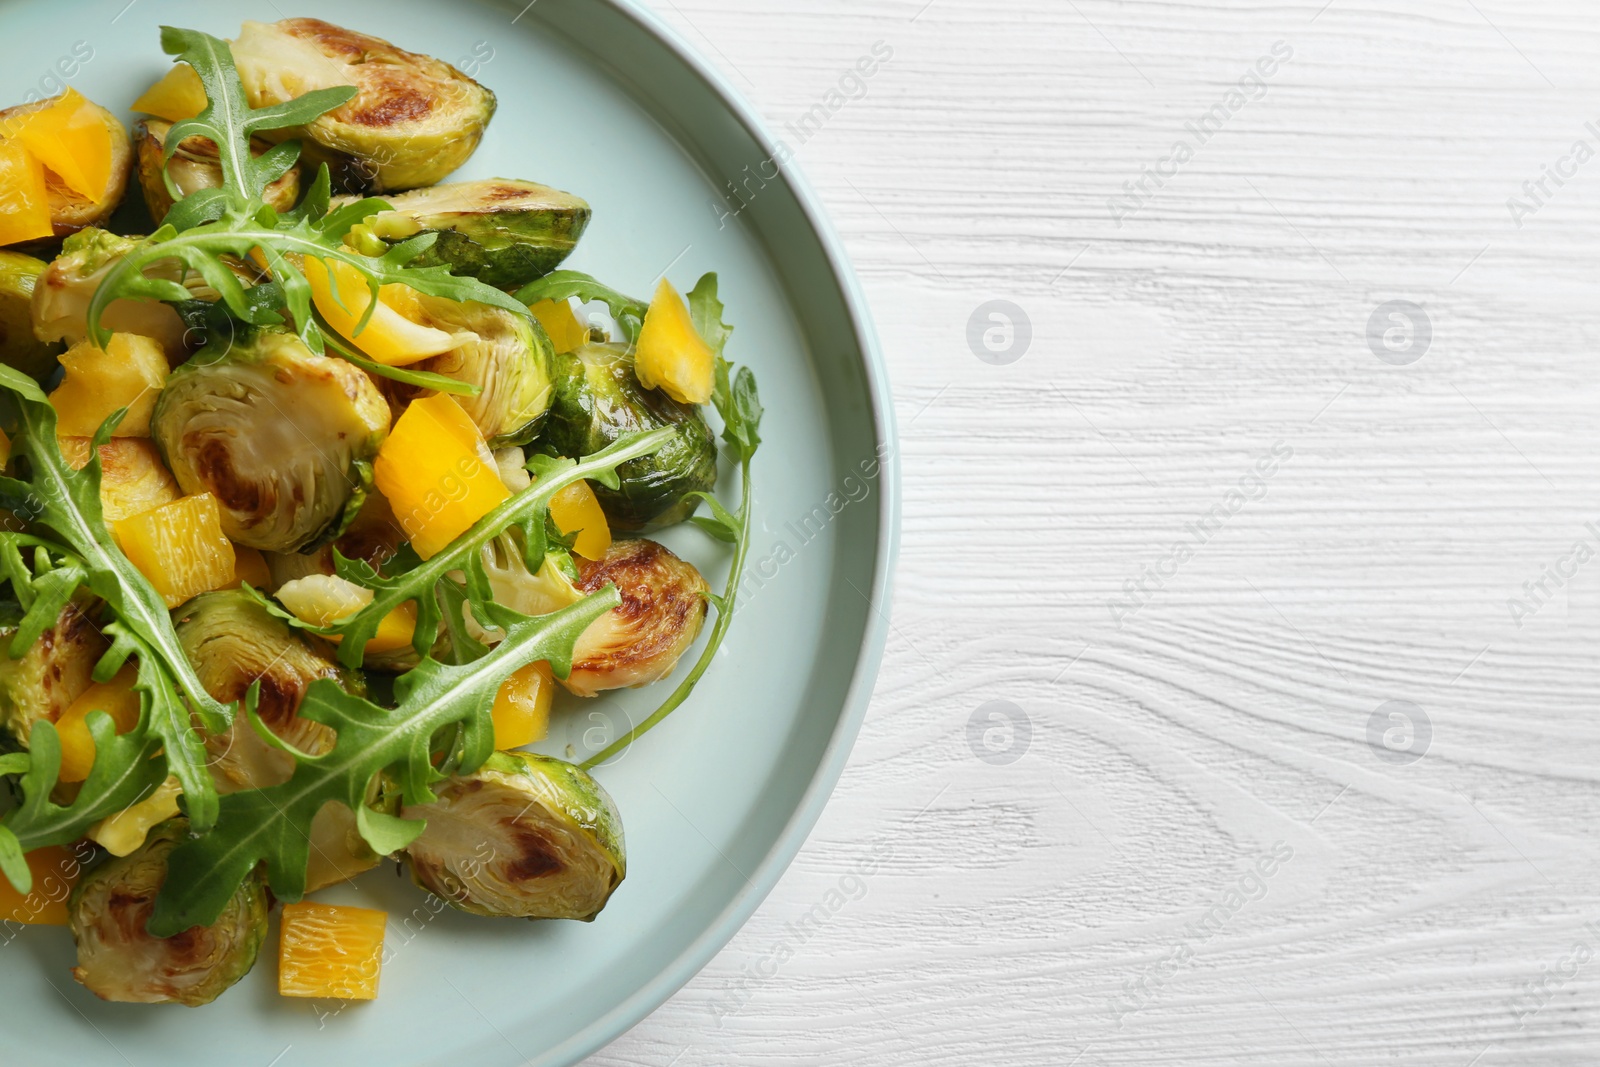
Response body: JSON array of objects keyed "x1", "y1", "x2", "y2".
[{"x1": 590, "y1": 1, "x2": 1600, "y2": 1064}]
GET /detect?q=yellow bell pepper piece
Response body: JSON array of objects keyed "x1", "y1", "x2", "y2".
[
  {"x1": 636, "y1": 278, "x2": 715, "y2": 405},
  {"x1": 547, "y1": 480, "x2": 611, "y2": 561},
  {"x1": 54, "y1": 664, "x2": 142, "y2": 784},
  {"x1": 491, "y1": 661, "x2": 554, "y2": 750},
  {"x1": 275, "y1": 574, "x2": 418, "y2": 655},
  {"x1": 131, "y1": 63, "x2": 207, "y2": 123},
  {"x1": 49, "y1": 333, "x2": 168, "y2": 437},
  {"x1": 278, "y1": 901, "x2": 388, "y2": 1000},
  {"x1": 11, "y1": 88, "x2": 112, "y2": 202},
  {"x1": 227, "y1": 546, "x2": 273, "y2": 591},
  {"x1": 0, "y1": 141, "x2": 53, "y2": 245},
  {"x1": 529, "y1": 298, "x2": 589, "y2": 354},
  {"x1": 88, "y1": 776, "x2": 182, "y2": 857},
  {"x1": 375, "y1": 394, "x2": 510, "y2": 559},
  {"x1": 0, "y1": 844, "x2": 83, "y2": 926},
  {"x1": 114, "y1": 493, "x2": 236, "y2": 609},
  {"x1": 305, "y1": 256, "x2": 467, "y2": 367}
]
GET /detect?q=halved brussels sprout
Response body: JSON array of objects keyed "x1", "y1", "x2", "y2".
[
  {"x1": 231, "y1": 18, "x2": 496, "y2": 192},
  {"x1": 0, "y1": 599, "x2": 107, "y2": 750},
  {"x1": 0, "y1": 96, "x2": 132, "y2": 238},
  {"x1": 69, "y1": 819, "x2": 268, "y2": 1006},
  {"x1": 385, "y1": 297, "x2": 554, "y2": 446},
  {"x1": 59, "y1": 436, "x2": 181, "y2": 522},
  {"x1": 469, "y1": 535, "x2": 707, "y2": 697},
  {"x1": 0, "y1": 250, "x2": 64, "y2": 380},
  {"x1": 173, "y1": 590, "x2": 355, "y2": 791},
  {"x1": 152, "y1": 330, "x2": 391, "y2": 552},
  {"x1": 31, "y1": 229, "x2": 188, "y2": 354},
  {"x1": 345, "y1": 179, "x2": 590, "y2": 289},
  {"x1": 134, "y1": 118, "x2": 301, "y2": 223},
  {"x1": 567, "y1": 539, "x2": 709, "y2": 697},
  {"x1": 543, "y1": 343, "x2": 718, "y2": 530},
  {"x1": 402, "y1": 751, "x2": 625, "y2": 920}
]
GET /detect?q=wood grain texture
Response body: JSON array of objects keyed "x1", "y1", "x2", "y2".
[{"x1": 587, "y1": 1, "x2": 1600, "y2": 1063}]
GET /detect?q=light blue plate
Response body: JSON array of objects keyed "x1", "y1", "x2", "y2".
[{"x1": 0, "y1": 1, "x2": 896, "y2": 1063}]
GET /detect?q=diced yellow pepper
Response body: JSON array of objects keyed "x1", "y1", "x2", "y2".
[
  {"x1": 11, "y1": 88, "x2": 113, "y2": 202},
  {"x1": 0, "y1": 844, "x2": 83, "y2": 926},
  {"x1": 228, "y1": 546, "x2": 273, "y2": 591},
  {"x1": 0, "y1": 141, "x2": 54, "y2": 245},
  {"x1": 304, "y1": 256, "x2": 467, "y2": 367},
  {"x1": 131, "y1": 63, "x2": 207, "y2": 123},
  {"x1": 491, "y1": 661, "x2": 554, "y2": 750},
  {"x1": 548, "y1": 480, "x2": 611, "y2": 561},
  {"x1": 114, "y1": 493, "x2": 236, "y2": 609},
  {"x1": 529, "y1": 298, "x2": 589, "y2": 354},
  {"x1": 278, "y1": 901, "x2": 387, "y2": 1000},
  {"x1": 275, "y1": 574, "x2": 418, "y2": 655},
  {"x1": 88, "y1": 776, "x2": 181, "y2": 857},
  {"x1": 54, "y1": 664, "x2": 142, "y2": 783},
  {"x1": 49, "y1": 333, "x2": 168, "y2": 437},
  {"x1": 635, "y1": 278, "x2": 714, "y2": 405},
  {"x1": 375, "y1": 394, "x2": 510, "y2": 559}
]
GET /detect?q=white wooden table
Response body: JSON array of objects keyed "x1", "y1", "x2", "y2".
[{"x1": 590, "y1": 2, "x2": 1600, "y2": 1063}]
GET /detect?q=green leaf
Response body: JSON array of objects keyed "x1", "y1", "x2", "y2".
[
  {"x1": 148, "y1": 589, "x2": 622, "y2": 934},
  {"x1": 310, "y1": 427, "x2": 676, "y2": 669},
  {"x1": 686, "y1": 273, "x2": 733, "y2": 358},
  {"x1": 514, "y1": 271, "x2": 648, "y2": 343},
  {"x1": 685, "y1": 491, "x2": 740, "y2": 543}
]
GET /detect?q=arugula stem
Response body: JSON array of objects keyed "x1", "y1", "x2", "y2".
[{"x1": 581, "y1": 453, "x2": 753, "y2": 769}]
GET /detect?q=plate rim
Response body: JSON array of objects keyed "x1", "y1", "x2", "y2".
[{"x1": 527, "y1": 2, "x2": 900, "y2": 1064}]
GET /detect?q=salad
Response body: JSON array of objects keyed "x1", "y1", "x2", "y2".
[{"x1": 0, "y1": 19, "x2": 761, "y2": 1008}]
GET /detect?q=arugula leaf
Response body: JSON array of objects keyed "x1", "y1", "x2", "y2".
[
  {"x1": 514, "y1": 270, "x2": 649, "y2": 343},
  {"x1": 581, "y1": 356, "x2": 764, "y2": 767},
  {"x1": 157, "y1": 27, "x2": 356, "y2": 211},
  {"x1": 0, "y1": 368, "x2": 225, "y2": 829},
  {"x1": 686, "y1": 273, "x2": 733, "y2": 359},
  {"x1": 147, "y1": 590, "x2": 621, "y2": 934},
  {"x1": 301, "y1": 427, "x2": 676, "y2": 668}
]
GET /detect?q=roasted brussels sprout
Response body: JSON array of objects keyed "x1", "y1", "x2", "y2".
[
  {"x1": 384, "y1": 296, "x2": 553, "y2": 446},
  {"x1": 543, "y1": 343, "x2": 718, "y2": 530},
  {"x1": 568, "y1": 539, "x2": 709, "y2": 697},
  {"x1": 344, "y1": 179, "x2": 590, "y2": 289},
  {"x1": 59, "y1": 436, "x2": 181, "y2": 522},
  {"x1": 134, "y1": 118, "x2": 301, "y2": 223},
  {"x1": 231, "y1": 18, "x2": 495, "y2": 192},
  {"x1": 152, "y1": 330, "x2": 391, "y2": 552},
  {"x1": 0, "y1": 250, "x2": 64, "y2": 380},
  {"x1": 0, "y1": 95, "x2": 132, "y2": 238},
  {"x1": 31, "y1": 229, "x2": 188, "y2": 354},
  {"x1": 69, "y1": 819, "x2": 268, "y2": 1006},
  {"x1": 263, "y1": 492, "x2": 407, "y2": 591},
  {"x1": 173, "y1": 590, "x2": 354, "y2": 791},
  {"x1": 402, "y1": 752, "x2": 625, "y2": 920},
  {"x1": 0, "y1": 599, "x2": 107, "y2": 750},
  {"x1": 470, "y1": 535, "x2": 707, "y2": 697}
]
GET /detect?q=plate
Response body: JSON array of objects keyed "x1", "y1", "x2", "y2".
[{"x1": 0, "y1": 1, "x2": 896, "y2": 1064}]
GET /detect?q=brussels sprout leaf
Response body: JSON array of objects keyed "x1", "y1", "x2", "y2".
[{"x1": 147, "y1": 590, "x2": 620, "y2": 935}]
